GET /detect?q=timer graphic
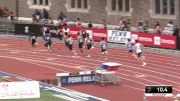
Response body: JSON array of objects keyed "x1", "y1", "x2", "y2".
[{"x1": 145, "y1": 85, "x2": 173, "y2": 97}]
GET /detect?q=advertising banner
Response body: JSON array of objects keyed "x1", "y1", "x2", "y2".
[
  {"x1": 107, "y1": 30, "x2": 131, "y2": 43},
  {"x1": 60, "y1": 74, "x2": 95, "y2": 86},
  {"x1": 0, "y1": 81, "x2": 40, "y2": 99},
  {"x1": 69, "y1": 27, "x2": 107, "y2": 41},
  {"x1": 131, "y1": 32, "x2": 176, "y2": 49}
]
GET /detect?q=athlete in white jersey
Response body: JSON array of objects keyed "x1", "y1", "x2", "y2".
[{"x1": 134, "y1": 40, "x2": 146, "y2": 66}]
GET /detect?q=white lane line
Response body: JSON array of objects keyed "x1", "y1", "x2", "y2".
[
  {"x1": 1, "y1": 50, "x2": 180, "y2": 86},
  {"x1": 1, "y1": 55, "x2": 180, "y2": 92}
]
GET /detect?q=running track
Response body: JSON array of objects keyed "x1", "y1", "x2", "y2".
[{"x1": 0, "y1": 35, "x2": 179, "y2": 101}]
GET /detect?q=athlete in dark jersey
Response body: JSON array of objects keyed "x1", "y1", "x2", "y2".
[
  {"x1": 56, "y1": 27, "x2": 63, "y2": 40},
  {"x1": 66, "y1": 35, "x2": 77, "y2": 56},
  {"x1": 85, "y1": 34, "x2": 94, "y2": 57},
  {"x1": 100, "y1": 37, "x2": 108, "y2": 60},
  {"x1": 100, "y1": 37, "x2": 107, "y2": 53},
  {"x1": 77, "y1": 32, "x2": 84, "y2": 53},
  {"x1": 30, "y1": 33, "x2": 38, "y2": 47},
  {"x1": 44, "y1": 31, "x2": 53, "y2": 53}
]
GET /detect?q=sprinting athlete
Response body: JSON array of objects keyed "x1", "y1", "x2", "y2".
[
  {"x1": 126, "y1": 39, "x2": 133, "y2": 53},
  {"x1": 63, "y1": 27, "x2": 70, "y2": 48},
  {"x1": 134, "y1": 40, "x2": 146, "y2": 66},
  {"x1": 44, "y1": 30, "x2": 53, "y2": 53},
  {"x1": 126, "y1": 38, "x2": 136, "y2": 59},
  {"x1": 81, "y1": 29, "x2": 87, "y2": 40},
  {"x1": 100, "y1": 37, "x2": 108, "y2": 60},
  {"x1": 41, "y1": 25, "x2": 48, "y2": 41},
  {"x1": 29, "y1": 33, "x2": 38, "y2": 47},
  {"x1": 77, "y1": 32, "x2": 84, "y2": 53},
  {"x1": 56, "y1": 27, "x2": 63, "y2": 41},
  {"x1": 66, "y1": 35, "x2": 77, "y2": 56},
  {"x1": 85, "y1": 34, "x2": 94, "y2": 57}
]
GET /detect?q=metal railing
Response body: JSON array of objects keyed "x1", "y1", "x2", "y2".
[{"x1": 0, "y1": 17, "x2": 15, "y2": 34}]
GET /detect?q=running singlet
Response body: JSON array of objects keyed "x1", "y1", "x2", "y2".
[
  {"x1": 77, "y1": 35, "x2": 83, "y2": 43},
  {"x1": 86, "y1": 38, "x2": 92, "y2": 45},
  {"x1": 135, "y1": 43, "x2": 142, "y2": 53},
  {"x1": 127, "y1": 41, "x2": 133, "y2": 50},
  {"x1": 45, "y1": 35, "x2": 51, "y2": 42},
  {"x1": 100, "y1": 41, "x2": 106, "y2": 49},
  {"x1": 32, "y1": 36, "x2": 36, "y2": 39},
  {"x1": 69, "y1": 38, "x2": 73, "y2": 45},
  {"x1": 42, "y1": 27, "x2": 47, "y2": 36}
]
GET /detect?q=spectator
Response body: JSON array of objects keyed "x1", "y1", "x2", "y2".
[
  {"x1": 3, "y1": 7, "x2": 9, "y2": 17},
  {"x1": 102, "y1": 19, "x2": 107, "y2": 29},
  {"x1": 143, "y1": 21, "x2": 149, "y2": 33},
  {"x1": 136, "y1": 19, "x2": 144, "y2": 32},
  {"x1": 58, "y1": 11, "x2": 66, "y2": 20},
  {"x1": 58, "y1": 11, "x2": 66, "y2": 26},
  {"x1": 42, "y1": 8, "x2": 49, "y2": 24},
  {"x1": 173, "y1": 25, "x2": 179, "y2": 37},
  {"x1": 155, "y1": 26, "x2": 162, "y2": 35},
  {"x1": 9, "y1": 11, "x2": 15, "y2": 20},
  {"x1": 163, "y1": 21, "x2": 174, "y2": 35},
  {"x1": 154, "y1": 21, "x2": 160, "y2": 29},
  {"x1": 124, "y1": 18, "x2": 130, "y2": 31},
  {"x1": 32, "y1": 9, "x2": 41, "y2": 22},
  {"x1": 75, "y1": 18, "x2": 82, "y2": 27},
  {"x1": 88, "y1": 21, "x2": 93, "y2": 28},
  {"x1": 119, "y1": 17, "x2": 125, "y2": 31}
]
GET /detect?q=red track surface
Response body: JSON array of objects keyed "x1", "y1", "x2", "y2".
[{"x1": 0, "y1": 36, "x2": 179, "y2": 101}]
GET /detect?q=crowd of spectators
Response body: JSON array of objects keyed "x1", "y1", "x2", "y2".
[
  {"x1": 31, "y1": 9, "x2": 179, "y2": 37},
  {"x1": 32, "y1": 9, "x2": 50, "y2": 25},
  {"x1": 132, "y1": 18, "x2": 179, "y2": 37},
  {"x1": 0, "y1": 7, "x2": 15, "y2": 20},
  {"x1": 32, "y1": 9, "x2": 67, "y2": 26},
  {"x1": 119, "y1": 17, "x2": 131, "y2": 31}
]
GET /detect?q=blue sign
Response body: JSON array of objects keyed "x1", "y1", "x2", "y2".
[{"x1": 60, "y1": 74, "x2": 95, "y2": 86}]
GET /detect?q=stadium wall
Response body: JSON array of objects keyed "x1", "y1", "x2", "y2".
[
  {"x1": 0, "y1": 0, "x2": 179, "y2": 28},
  {"x1": 0, "y1": 0, "x2": 16, "y2": 13}
]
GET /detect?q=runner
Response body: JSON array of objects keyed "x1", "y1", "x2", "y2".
[
  {"x1": 63, "y1": 27, "x2": 70, "y2": 48},
  {"x1": 44, "y1": 30, "x2": 53, "y2": 53},
  {"x1": 66, "y1": 35, "x2": 77, "y2": 56},
  {"x1": 81, "y1": 28, "x2": 87, "y2": 40},
  {"x1": 100, "y1": 37, "x2": 108, "y2": 60},
  {"x1": 85, "y1": 34, "x2": 94, "y2": 57},
  {"x1": 29, "y1": 32, "x2": 38, "y2": 47},
  {"x1": 56, "y1": 26, "x2": 63, "y2": 41},
  {"x1": 77, "y1": 32, "x2": 84, "y2": 54},
  {"x1": 126, "y1": 38, "x2": 136, "y2": 59},
  {"x1": 41, "y1": 25, "x2": 48, "y2": 41},
  {"x1": 134, "y1": 39, "x2": 146, "y2": 66}
]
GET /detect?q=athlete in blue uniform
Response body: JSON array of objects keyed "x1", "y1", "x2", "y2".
[
  {"x1": 126, "y1": 39, "x2": 133, "y2": 53},
  {"x1": 126, "y1": 39, "x2": 136, "y2": 59}
]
